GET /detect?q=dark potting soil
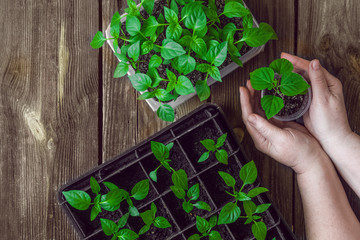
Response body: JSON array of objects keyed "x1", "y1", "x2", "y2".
[
  {"x1": 183, "y1": 222, "x2": 233, "y2": 239},
  {"x1": 120, "y1": 0, "x2": 252, "y2": 90},
  {"x1": 162, "y1": 178, "x2": 216, "y2": 229},
  {"x1": 264, "y1": 88, "x2": 305, "y2": 117},
  {"x1": 141, "y1": 142, "x2": 196, "y2": 194}
]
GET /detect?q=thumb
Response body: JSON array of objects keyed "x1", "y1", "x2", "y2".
[
  {"x1": 308, "y1": 60, "x2": 330, "y2": 98},
  {"x1": 247, "y1": 114, "x2": 283, "y2": 143}
]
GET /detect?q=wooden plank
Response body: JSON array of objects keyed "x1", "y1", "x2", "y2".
[
  {"x1": 211, "y1": 0, "x2": 297, "y2": 235},
  {"x1": 0, "y1": 0, "x2": 100, "y2": 239},
  {"x1": 297, "y1": 0, "x2": 360, "y2": 239}
]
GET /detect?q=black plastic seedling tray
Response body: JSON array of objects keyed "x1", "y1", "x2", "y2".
[{"x1": 58, "y1": 104, "x2": 296, "y2": 240}]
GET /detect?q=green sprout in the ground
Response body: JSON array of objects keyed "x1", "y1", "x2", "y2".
[
  {"x1": 188, "y1": 215, "x2": 221, "y2": 240},
  {"x1": 100, "y1": 215, "x2": 139, "y2": 240},
  {"x1": 198, "y1": 133, "x2": 228, "y2": 164},
  {"x1": 138, "y1": 202, "x2": 172, "y2": 235},
  {"x1": 217, "y1": 161, "x2": 271, "y2": 240},
  {"x1": 62, "y1": 177, "x2": 150, "y2": 220}
]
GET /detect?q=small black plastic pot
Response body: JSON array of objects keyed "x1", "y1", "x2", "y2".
[{"x1": 58, "y1": 104, "x2": 296, "y2": 240}]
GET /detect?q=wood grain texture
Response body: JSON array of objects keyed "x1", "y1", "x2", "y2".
[
  {"x1": 296, "y1": 0, "x2": 360, "y2": 239},
  {"x1": 211, "y1": 0, "x2": 297, "y2": 235},
  {"x1": 0, "y1": 0, "x2": 100, "y2": 239}
]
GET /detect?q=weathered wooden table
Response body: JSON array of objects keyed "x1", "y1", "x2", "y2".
[{"x1": 1, "y1": 0, "x2": 359, "y2": 239}]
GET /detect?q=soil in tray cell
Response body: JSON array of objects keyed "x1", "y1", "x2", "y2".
[
  {"x1": 178, "y1": 120, "x2": 232, "y2": 173},
  {"x1": 169, "y1": 234, "x2": 186, "y2": 240},
  {"x1": 162, "y1": 178, "x2": 216, "y2": 229},
  {"x1": 227, "y1": 219, "x2": 254, "y2": 240},
  {"x1": 199, "y1": 158, "x2": 253, "y2": 208},
  {"x1": 105, "y1": 163, "x2": 157, "y2": 210},
  {"x1": 183, "y1": 220, "x2": 234, "y2": 240},
  {"x1": 141, "y1": 142, "x2": 196, "y2": 194},
  {"x1": 127, "y1": 199, "x2": 179, "y2": 240}
]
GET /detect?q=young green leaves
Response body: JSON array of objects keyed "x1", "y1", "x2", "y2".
[
  {"x1": 217, "y1": 161, "x2": 271, "y2": 240},
  {"x1": 170, "y1": 170, "x2": 212, "y2": 213},
  {"x1": 138, "y1": 202, "x2": 172, "y2": 235},
  {"x1": 100, "y1": 216, "x2": 139, "y2": 240},
  {"x1": 188, "y1": 215, "x2": 222, "y2": 240},
  {"x1": 198, "y1": 133, "x2": 228, "y2": 165},
  {"x1": 250, "y1": 58, "x2": 310, "y2": 119},
  {"x1": 149, "y1": 141, "x2": 174, "y2": 182}
]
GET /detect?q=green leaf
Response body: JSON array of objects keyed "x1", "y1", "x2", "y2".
[
  {"x1": 209, "y1": 66, "x2": 222, "y2": 82},
  {"x1": 126, "y1": 15, "x2": 141, "y2": 36},
  {"x1": 196, "y1": 63, "x2": 212, "y2": 73},
  {"x1": 129, "y1": 73, "x2": 152, "y2": 91},
  {"x1": 280, "y1": 72, "x2": 310, "y2": 96},
  {"x1": 222, "y1": 23, "x2": 237, "y2": 41},
  {"x1": 149, "y1": 55, "x2": 163, "y2": 69},
  {"x1": 178, "y1": 55, "x2": 196, "y2": 75},
  {"x1": 196, "y1": 216, "x2": 210, "y2": 234},
  {"x1": 143, "y1": 16, "x2": 159, "y2": 36},
  {"x1": 166, "y1": 142, "x2": 174, "y2": 151},
  {"x1": 196, "y1": 80, "x2": 210, "y2": 101},
  {"x1": 142, "y1": 0, "x2": 154, "y2": 15},
  {"x1": 170, "y1": 185, "x2": 186, "y2": 199},
  {"x1": 164, "y1": 7, "x2": 178, "y2": 23},
  {"x1": 161, "y1": 41, "x2": 186, "y2": 60},
  {"x1": 129, "y1": 205, "x2": 140, "y2": 216},
  {"x1": 201, "y1": 139, "x2": 216, "y2": 151},
  {"x1": 154, "y1": 216, "x2": 172, "y2": 228},
  {"x1": 243, "y1": 200, "x2": 257, "y2": 217},
  {"x1": 90, "y1": 31, "x2": 106, "y2": 49},
  {"x1": 131, "y1": 179, "x2": 149, "y2": 200},
  {"x1": 118, "y1": 213, "x2": 130, "y2": 228},
  {"x1": 209, "y1": 231, "x2": 222, "y2": 240},
  {"x1": 140, "y1": 210, "x2": 154, "y2": 225},
  {"x1": 157, "y1": 104, "x2": 175, "y2": 122},
  {"x1": 191, "y1": 38, "x2": 207, "y2": 57},
  {"x1": 90, "y1": 205, "x2": 101, "y2": 221},
  {"x1": 248, "y1": 187, "x2": 269, "y2": 198},
  {"x1": 249, "y1": 67, "x2": 275, "y2": 90},
  {"x1": 151, "y1": 141, "x2": 168, "y2": 161},
  {"x1": 103, "y1": 182, "x2": 119, "y2": 191},
  {"x1": 149, "y1": 170, "x2": 158, "y2": 182},
  {"x1": 90, "y1": 177, "x2": 101, "y2": 195},
  {"x1": 193, "y1": 201, "x2": 211, "y2": 211},
  {"x1": 252, "y1": 221, "x2": 267, "y2": 240},
  {"x1": 172, "y1": 169, "x2": 188, "y2": 190},
  {"x1": 240, "y1": 23, "x2": 277, "y2": 47},
  {"x1": 179, "y1": 35, "x2": 193, "y2": 48},
  {"x1": 215, "y1": 149, "x2": 228, "y2": 165},
  {"x1": 141, "y1": 41, "x2": 154, "y2": 55},
  {"x1": 223, "y1": 1, "x2": 250, "y2": 18},
  {"x1": 218, "y1": 171, "x2": 236, "y2": 187},
  {"x1": 216, "y1": 133, "x2": 227, "y2": 148},
  {"x1": 206, "y1": 42, "x2": 228, "y2": 66},
  {"x1": 261, "y1": 95, "x2": 284, "y2": 119},
  {"x1": 198, "y1": 152, "x2": 210, "y2": 163},
  {"x1": 188, "y1": 234, "x2": 201, "y2": 240},
  {"x1": 185, "y1": 7, "x2": 207, "y2": 31},
  {"x1": 269, "y1": 58, "x2": 294, "y2": 75},
  {"x1": 187, "y1": 183, "x2": 200, "y2": 201},
  {"x1": 139, "y1": 224, "x2": 151, "y2": 235},
  {"x1": 157, "y1": 13, "x2": 165, "y2": 35},
  {"x1": 255, "y1": 203, "x2": 271, "y2": 214},
  {"x1": 138, "y1": 91, "x2": 156, "y2": 100},
  {"x1": 243, "y1": 14, "x2": 253, "y2": 29},
  {"x1": 110, "y1": 12, "x2": 121, "y2": 38},
  {"x1": 239, "y1": 160, "x2": 258, "y2": 185},
  {"x1": 171, "y1": 0, "x2": 179, "y2": 14},
  {"x1": 166, "y1": 23, "x2": 183, "y2": 41},
  {"x1": 182, "y1": 201, "x2": 194, "y2": 213},
  {"x1": 102, "y1": 189, "x2": 128, "y2": 208},
  {"x1": 259, "y1": 22, "x2": 278, "y2": 40},
  {"x1": 236, "y1": 192, "x2": 251, "y2": 201},
  {"x1": 63, "y1": 190, "x2": 91, "y2": 210},
  {"x1": 155, "y1": 89, "x2": 175, "y2": 101},
  {"x1": 114, "y1": 62, "x2": 129, "y2": 78},
  {"x1": 175, "y1": 75, "x2": 195, "y2": 95},
  {"x1": 117, "y1": 228, "x2": 139, "y2": 240},
  {"x1": 218, "y1": 202, "x2": 241, "y2": 225},
  {"x1": 209, "y1": 215, "x2": 217, "y2": 228},
  {"x1": 128, "y1": 40, "x2": 140, "y2": 61},
  {"x1": 100, "y1": 218, "x2": 118, "y2": 236},
  {"x1": 231, "y1": 54, "x2": 243, "y2": 67}
]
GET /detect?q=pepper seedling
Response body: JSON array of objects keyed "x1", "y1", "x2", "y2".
[
  {"x1": 138, "y1": 202, "x2": 172, "y2": 235},
  {"x1": 62, "y1": 177, "x2": 150, "y2": 220},
  {"x1": 100, "y1": 215, "x2": 139, "y2": 240},
  {"x1": 249, "y1": 58, "x2": 310, "y2": 119},
  {"x1": 188, "y1": 215, "x2": 222, "y2": 240},
  {"x1": 198, "y1": 133, "x2": 228, "y2": 164}
]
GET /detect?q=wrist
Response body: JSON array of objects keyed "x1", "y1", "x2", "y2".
[
  {"x1": 321, "y1": 131, "x2": 358, "y2": 160},
  {"x1": 293, "y1": 149, "x2": 331, "y2": 175}
]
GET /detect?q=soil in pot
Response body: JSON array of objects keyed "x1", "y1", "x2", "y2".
[
  {"x1": 105, "y1": 163, "x2": 157, "y2": 211},
  {"x1": 162, "y1": 178, "x2": 216, "y2": 229},
  {"x1": 183, "y1": 223, "x2": 233, "y2": 239},
  {"x1": 141, "y1": 142, "x2": 196, "y2": 194},
  {"x1": 178, "y1": 120, "x2": 232, "y2": 173},
  {"x1": 127, "y1": 199, "x2": 179, "y2": 239}
]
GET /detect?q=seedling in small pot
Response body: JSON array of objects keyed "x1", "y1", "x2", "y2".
[
  {"x1": 188, "y1": 215, "x2": 222, "y2": 240},
  {"x1": 198, "y1": 133, "x2": 228, "y2": 164},
  {"x1": 217, "y1": 161, "x2": 271, "y2": 240},
  {"x1": 91, "y1": 0, "x2": 277, "y2": 122},
  {"x1": 62, "y1": 177, "x2": 150, "y2": 220},
  {"x1": 250, "y1": 58, "x2": 310, "y2": 119},
  {"x1": 138, "y1": 202, "x2": 172, "y2": 235},
  {"x1": 149, "y1": 141, "x2": 176, "y2": 182},
  {"x1": 100, "y1": 215, "x2": 139, "y2": 240}
]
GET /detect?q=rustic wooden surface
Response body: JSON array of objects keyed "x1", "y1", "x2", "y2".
[{"x1": 0, "y1": 0, "x2": 359, "y2": 239}]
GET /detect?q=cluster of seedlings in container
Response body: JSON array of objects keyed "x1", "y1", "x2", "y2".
[
  {"x1": 90, "y1": 0, "x2": 277, "y2": 122},
  {"x1": 62, "y1": 133, "x2": 272, "y2": 239}
]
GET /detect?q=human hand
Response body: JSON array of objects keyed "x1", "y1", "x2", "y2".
[
  {"x1": 280, "y1": 53, "x2": 353, "y2": 149},
  {"x1": 240, "y1": 80, "x2": 325, "y2": 174}
]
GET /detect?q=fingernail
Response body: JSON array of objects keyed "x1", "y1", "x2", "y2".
[
  {"x1": 248, "y1": 114, "x2": 257, "y2": 124},
  {"x1": 311, "y1": 60, "x2": 320, "y2": 71}
]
